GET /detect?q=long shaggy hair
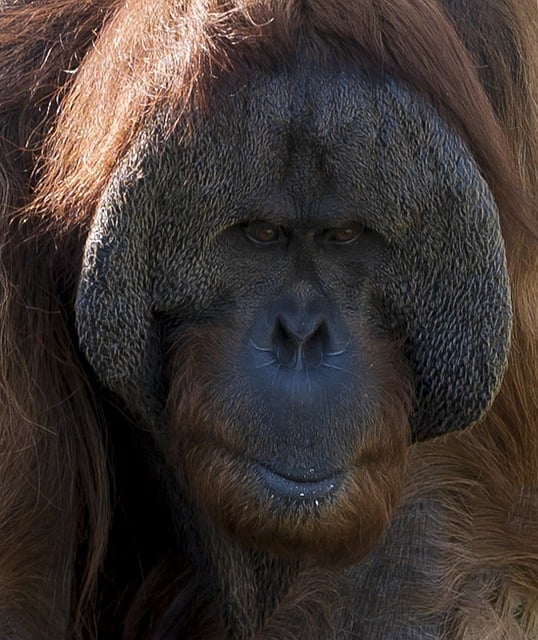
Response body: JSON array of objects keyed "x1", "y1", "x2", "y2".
[{"x1": 0, "y1": 0, "x2": 537, "y2": 638}]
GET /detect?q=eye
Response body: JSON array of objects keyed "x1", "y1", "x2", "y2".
[
  {"x1": 244, "y1": 221, "x2": 284, "y2": 245},
  {"x1": 324, "y1": 225, "x2": 363, "y2": 244}
]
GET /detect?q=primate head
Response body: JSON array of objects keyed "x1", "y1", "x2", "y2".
[{"x1": 75, "y1": 28, "x2": 511, "y2": 564}]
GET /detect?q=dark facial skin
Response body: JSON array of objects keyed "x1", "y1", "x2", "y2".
[
  {"x1": 211, "y1": 207, "x2": 391, "y2": 493},
  {"x1": 239, "y1": 219, "x2": 367, "y2": 489}
]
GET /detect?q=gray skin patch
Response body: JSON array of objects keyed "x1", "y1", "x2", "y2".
[{"x1": 75, "y1": 64, "x2": 511, "y2": 441}]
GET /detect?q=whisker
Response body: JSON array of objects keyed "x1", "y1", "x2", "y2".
[
  {"x1": 327, "y1": 349, "x2": 345, "y2": 357},
  {"x1": 271, "y1": 364, "x2": 281, "y2": 388},
  {"x1": 305, "y1": 368, "x2": 312, "y2": 394},
  {"x1": 249, "y1": 338, "x2": 272, "y2": 353},
  {"x1": 322, "y1": 362, "x2": 351, "y2": 375},
  {"x1": 326, "y1": 341, "x2": 350, "y2": 357},
  {"x1": 256, "y1": 359, "x2": 277, "y2": 369}
]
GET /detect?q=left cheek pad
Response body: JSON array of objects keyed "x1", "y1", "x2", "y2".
[
  {"x1": 365, "y1": 85, "x2": 511, "y2": 440},
  {"x1": 383, "y1": 199, "x2": 511, "y2": 441}
]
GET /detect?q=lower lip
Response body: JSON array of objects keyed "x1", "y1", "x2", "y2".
[{"x1": 253, "y1": 463, "x2": 342, "y2": 500}]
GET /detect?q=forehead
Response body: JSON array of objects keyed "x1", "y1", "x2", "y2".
[
  {"x1": 194, "y1": 67, "x2": 378, "y2": 178},
  {"x1": 161, "y1": 66, "x2": 447, "y2": 235}
]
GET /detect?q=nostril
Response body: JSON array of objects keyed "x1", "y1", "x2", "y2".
[
  {"x1": 272, "y1": 318, "x2": 298, "y2": 365},
  {"x1": 275, "y1": 317, "x2": 296, "y2": 344},
  {"x1": 272, "y1": 315, "x2": 328, "y2": 368},
  {"x1": 307, "y1": 322, "x2": 326, "y2": 347},
  {"x1": 302, "y1": 321, "x2": 327, "y2": 366}
]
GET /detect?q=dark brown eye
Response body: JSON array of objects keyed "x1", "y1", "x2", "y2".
[
  {"x1": 244, "y1": 221, "x2": 283, "y2": 245},
  {"x1": 324, "y1": 226, "x2": 363, "y2": 244}
]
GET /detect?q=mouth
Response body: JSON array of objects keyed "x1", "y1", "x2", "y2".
[{"x1": 253, "y1": 462, "x2": 343, "y2": 501}]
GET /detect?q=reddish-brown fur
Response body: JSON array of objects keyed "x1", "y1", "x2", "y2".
[{"x1": 0, "y1": 0, "x2": 537, "y2": 638}]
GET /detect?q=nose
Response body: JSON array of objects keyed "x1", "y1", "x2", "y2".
[{"x1": 271, "y1": 310, "x2": 328, "y2": 369}]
